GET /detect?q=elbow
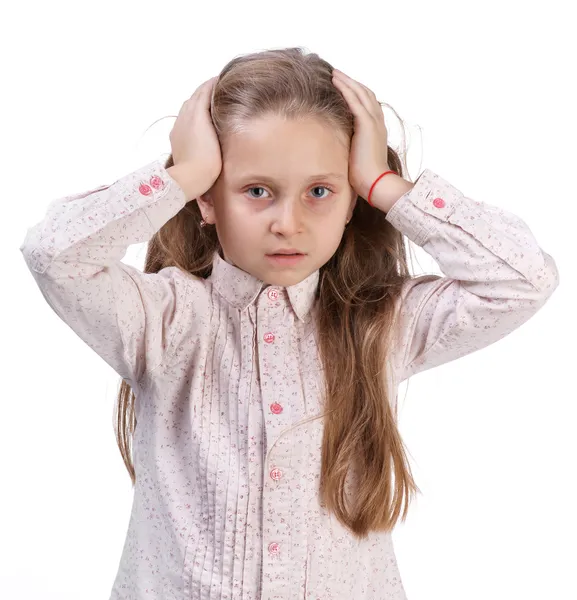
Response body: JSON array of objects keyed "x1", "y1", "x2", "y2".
[
  {"x1": 20, "y1": 237, "x2": 50, "y2": 275},
  {"x1": 535, "y1": 252, "x2": 560, "y2": 300}
]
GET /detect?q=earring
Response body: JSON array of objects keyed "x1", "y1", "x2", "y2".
[{"x1": 200, "y1": 219, "x2": 207, "y2": 228}]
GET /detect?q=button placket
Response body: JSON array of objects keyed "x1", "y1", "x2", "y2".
[{"x1": 259, "y1": 283, "x2": 291, "y2": 585}]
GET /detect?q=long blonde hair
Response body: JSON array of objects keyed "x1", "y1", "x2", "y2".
[{"x1": 115, "y1": 46, "x2": 422, "y2": 538}]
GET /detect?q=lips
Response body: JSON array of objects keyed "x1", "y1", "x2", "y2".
[{"x1": 265, "y1": 252, "x2": 307, "y2": 266}]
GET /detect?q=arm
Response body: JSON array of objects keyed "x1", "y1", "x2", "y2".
[
  {"x1": 378, "y1": 169, "x2": 559, "y2": 383},
  {"x1": 19, "y1": 158, "x2": 207, "y2": 390}
]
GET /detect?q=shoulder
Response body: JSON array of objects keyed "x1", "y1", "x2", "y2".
[
  {"x1": 157, "y1": 265, "x2": 212, "y2": 302},
  {"x1": 157, "y1": 266, "x2": 215, "y2": 337}
]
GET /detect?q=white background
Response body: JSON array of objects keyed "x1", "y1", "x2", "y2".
[{"x1": 2, "y1": 0, "x2": 575, "y2": 598}]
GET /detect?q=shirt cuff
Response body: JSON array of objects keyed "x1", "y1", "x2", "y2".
[{"x1": 384, "y1": 168, "x2": 461, "y2": 246}]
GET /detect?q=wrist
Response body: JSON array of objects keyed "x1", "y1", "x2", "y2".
[
  {"x1": 368, "y1": 173, "x2": 414, "y2": 212},
  {"x1": 166, "y1": 164, "x2": 206, "y2": 202}
]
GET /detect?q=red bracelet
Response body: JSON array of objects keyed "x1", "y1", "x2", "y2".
[{"x1": 367, "y1": 170, "x2": 396, "y2": 207}]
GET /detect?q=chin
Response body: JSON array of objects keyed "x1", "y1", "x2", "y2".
[{"x1": 262, "y1": 269, "x2": 310, "y2": 288}]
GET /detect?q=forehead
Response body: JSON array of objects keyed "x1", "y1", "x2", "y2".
[{"x1": 222, "y1": 115, "x2": 349, "y2": 180}]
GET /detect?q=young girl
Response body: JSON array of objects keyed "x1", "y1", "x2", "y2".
[{"x1": 20, "y1": 47, "x2": 559, "y2": 600}]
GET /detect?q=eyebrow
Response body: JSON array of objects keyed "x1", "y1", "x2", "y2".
[{"x1": 236, "y1": 172, "x2": 346, "y2": 184}]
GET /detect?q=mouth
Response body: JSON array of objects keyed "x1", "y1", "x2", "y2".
[
  {"x1": 267, "y1": 249, "x2": 305, "y2": 256},
  {"x1": 265, "y1": 252, "x2": 307, "y2": 266}
]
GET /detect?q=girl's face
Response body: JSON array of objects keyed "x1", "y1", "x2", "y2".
[{"x1": 199, "y1": 115, "x2": 357, "y2": 288}]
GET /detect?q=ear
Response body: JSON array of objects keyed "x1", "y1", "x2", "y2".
[{"x1": 196, "y1": 191, "x2": 217, "y2": 225}]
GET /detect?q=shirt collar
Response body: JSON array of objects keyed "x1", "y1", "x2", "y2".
[{"x1": 208, "y1": 251, "x2": 319, "y2": 322}]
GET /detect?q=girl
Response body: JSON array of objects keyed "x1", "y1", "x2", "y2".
[{"x1": 20, "y1": 47, "x2": 559, "y2": 600}]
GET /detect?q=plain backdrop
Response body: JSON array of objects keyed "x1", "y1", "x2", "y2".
[{"x1": 2, "y1": 0, "x2": 575, "y2": 598}]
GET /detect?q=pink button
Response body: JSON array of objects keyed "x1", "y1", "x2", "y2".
[
  {"x1": 432, "y1": 197, "x2": 445, "y2": 208},
  {"x1": 270, "y1": 468, "x2": 283, "y2": 481},
  {"x1": 139, "y1": 183, "x2": 153, "y2": 196},
  {"x1": 268, "y1": 542, "x2": 280, "y2": 554},
  {"x1": 264, "y1": 332, "x2": 275, "y2": 343},
  {"x1": 270, "y1": 403, "x2": 283, "y2": 415},
  {"x1": 149, "y1": 175, "x2": 165, "y2": 190},
  {"x1": 267, "y1": 288, "x2": 279, "y2": 301}
]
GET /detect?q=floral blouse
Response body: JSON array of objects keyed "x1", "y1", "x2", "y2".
[{"x1": 19, "y1": 157, "x2": 559, "y2": 599}]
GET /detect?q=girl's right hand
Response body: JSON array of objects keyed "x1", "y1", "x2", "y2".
[{"x1": 168, "y1": 76, "x2": 223, "y2": 200}]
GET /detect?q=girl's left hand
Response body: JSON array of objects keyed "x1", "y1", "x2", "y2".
[{"x1": 332, "y1": 69, "x2": 391, "y2": 201}]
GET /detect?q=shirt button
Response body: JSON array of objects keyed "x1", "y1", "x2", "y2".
[
  {"x1": 264, "y1": 332, "x2": 275, "y2": 344},
  {"x1": 270, "y1": 402, "x2": 283, "y2": 415},
  {"x1": 138, "y1": 183, "x2": 153, "y2": 196},
  {"x1": 270, "y1": 467, "x2": 283, "y2": 481},
  {"x1": 268, "y1": 542, "x2": 281, "y2": 555},
  {"x1": 267, "y1": 288, "x2": 279, "y2": 301},
  {"x1": 432, "y1": 197, "x2": 445, "y2": 208},
  {"x1": 149, "y1": 175, "x2": 165, "y2": 190}
]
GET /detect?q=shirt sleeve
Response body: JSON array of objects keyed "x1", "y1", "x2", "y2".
[
  {"x1": 385, "y1": 168, "x2": 560, "y2": 384},
  {"x1": 19, "y1": 158, "x2": 200, "y2": 390}
]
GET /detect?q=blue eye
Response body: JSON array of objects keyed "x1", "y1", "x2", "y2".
[
  {"x1": 246, "y1": 186, "x2": 334, "y2": 199},
  {"x1": 310, "y1": 186, "x2": 333, "y2": 199},
  {"x1": 246, "y1": 187, "x2": 269, "y2": 199}
]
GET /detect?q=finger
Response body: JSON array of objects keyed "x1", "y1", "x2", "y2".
[
  {"x1": 333, "y1": 72, "x2": 375, "y2": 118},
  {"x1": 349, "y1": 79, "x2": 382, "y2": 121},
  {"x1": 359, "y1": 83, "x2": 384, "y2": 116},
  {"x1": 332, "y1": 73, "x2": 373, "y2": 122},
  {"x1": 187, "y1": 76, "x2": 218, "y2": 104},
  {"x1": 334, "y1": 71, "x2": 382, "y2": 120},
  {"x1": 176, "y1": 79, "x2": 215, "y2": 122},
  {"x1": 204, "y1": 76, "x2": 218, "y2": 91}
]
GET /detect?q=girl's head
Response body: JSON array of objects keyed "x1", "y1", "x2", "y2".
[{"x1": 117, "y1": 47, "x2": 421, "y2": 539}]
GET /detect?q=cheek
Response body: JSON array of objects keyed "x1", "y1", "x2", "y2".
[
  {"x1": 314, "y1": 217, "x2": 346, "y2": 250},
  {"x1": 214, "y1": 199, "x2": 241, "y2": 229},
  {"x1": 320, "y1": 201, "x2": 350, "y2": 226},
  {"x1": 214, "y1": 202, "x2": 259, "y2": 247}
]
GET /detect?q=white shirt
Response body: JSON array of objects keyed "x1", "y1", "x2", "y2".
[{"x1": 19, "y1": 158, "x2": 559, "y2": 599}]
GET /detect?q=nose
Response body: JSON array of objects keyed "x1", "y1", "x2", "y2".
[{"x1": 270, "y1": 197, "x2": 304, "y2": 237}]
